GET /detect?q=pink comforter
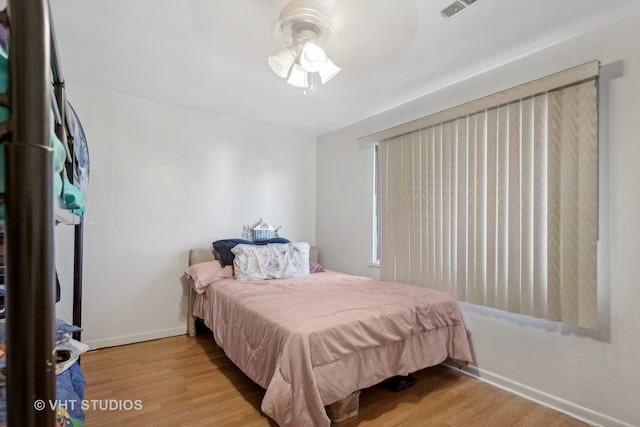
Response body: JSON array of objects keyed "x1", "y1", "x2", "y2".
[{"x1": 193, "y1": 271, "x2": 472, "y2": 427}]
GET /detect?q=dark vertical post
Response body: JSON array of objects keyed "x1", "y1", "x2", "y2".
[
  {"x1": 50, "y1": 1, "x2": 66, "y2": 167},
  {"x1": 72, "y1": 220, "x2": 83, "y2": 341},
  {"x1": 5, "y1": 1, "x2": 56, "y2": 426},
  {"x1": 49, "y1": 7, "x2": 84, "y2": 341}
]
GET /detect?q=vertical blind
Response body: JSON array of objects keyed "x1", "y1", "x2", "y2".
[{"x1": 376, "y1": 63, "x2": 599, "y2": 328}]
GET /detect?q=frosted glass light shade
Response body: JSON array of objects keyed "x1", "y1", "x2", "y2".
[
  {"x1": 286, "y1": 63, "x2": 308, "y2": 88},
  {"x1": 318, "y1": 57, "x2": 340, "y2": 84},
  {"x1": 268, "y1": 48, "x2": 296, "y2": 78},
  {"x1": 299, "y1": 41, "x2": 326, "y2": 73}
]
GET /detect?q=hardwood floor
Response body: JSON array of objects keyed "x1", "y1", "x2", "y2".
[{"x1": 81, "y1": 335, "x2": 588, "y2": 427}]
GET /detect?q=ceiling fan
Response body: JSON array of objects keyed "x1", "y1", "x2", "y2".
[{"x1": 268, "y1": 0, "x2": 340, "y2": 95}]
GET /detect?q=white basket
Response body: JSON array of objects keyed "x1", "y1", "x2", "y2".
[{"x1": 253, "y1": 229, "x2": 275, "y2": 241}]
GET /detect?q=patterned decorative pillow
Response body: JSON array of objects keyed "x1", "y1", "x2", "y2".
[
  {"x1": 212, "y1": 237, "x2": 291, "y2": 266},
  {"x1": 232, "y1": 242, "x2": 310, "y2": 280}
]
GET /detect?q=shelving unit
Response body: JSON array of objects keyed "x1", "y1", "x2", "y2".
[{"x1": 2, "y1": 1, "x2": 86, "y2": 425}]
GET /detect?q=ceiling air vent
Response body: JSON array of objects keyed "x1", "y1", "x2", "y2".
[
  {"x1": 440, "y1": 0, "x2": 479, "y2": 18},
  {"x1": 440, "y1": 1, "x2": 465, "y2": 18}
]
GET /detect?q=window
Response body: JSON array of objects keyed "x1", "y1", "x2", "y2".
[{"x1": 368, "y1": 62, "x2": 599, "y2": 328}]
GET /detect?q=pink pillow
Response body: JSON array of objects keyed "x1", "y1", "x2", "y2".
[
  {"x1": 309, "y1": 260, "x2": 325, "y2": 273},
  {"x1": 185, "y1": 260, "x2": 233, "y2": 293}
]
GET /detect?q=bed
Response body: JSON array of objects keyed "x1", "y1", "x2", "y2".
[{"x1": 187, "y1": 245, "x2": 472, "y2": 427}]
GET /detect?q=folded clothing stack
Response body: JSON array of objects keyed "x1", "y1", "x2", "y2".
[{"x1": 55, "y1": 320, "x2": 89, "y2": 375}]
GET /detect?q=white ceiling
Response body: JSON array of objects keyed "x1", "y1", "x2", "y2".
[{"x1": 49, "y1": 0, "x2": 640, "y2": 136}]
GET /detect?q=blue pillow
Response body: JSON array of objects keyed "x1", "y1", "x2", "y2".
[{"x1": 212, "y1": 238, "x2": 291, "y2": 266}]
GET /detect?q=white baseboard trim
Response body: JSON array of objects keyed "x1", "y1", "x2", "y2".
[
  {"x1": 84, "y1": 327, "x2": 186, "y2": 350},
  {"x1": 443, "y1": 362, "x2": 635, "y2": 427}
]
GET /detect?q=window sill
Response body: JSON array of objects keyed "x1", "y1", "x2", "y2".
[{"x1": 368, "y1": 262, "x2": 380, "y2": 268}]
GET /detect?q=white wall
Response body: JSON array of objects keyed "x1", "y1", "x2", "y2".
[
  {"x1": 317, "y1": 12, "x2": 640, "y2": 427},
  {"x1": 55, "y1": 85, "x2": 316, "y2": 348}
]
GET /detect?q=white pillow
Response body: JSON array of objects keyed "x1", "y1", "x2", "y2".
[{"x1": 231, "y1": 242, "x2": 310, "y2": 280}]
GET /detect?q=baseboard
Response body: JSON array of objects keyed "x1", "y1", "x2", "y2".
[
  {"x1": 84, "y1": 327, "x2": 186, "y2": 350},
  {"x1": 443, "y1": 362, "x2": 635, "y2": 427}
]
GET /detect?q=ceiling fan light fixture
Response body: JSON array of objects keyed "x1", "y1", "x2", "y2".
[
  {"x1": 286, "y1": 63, "x2": 308, "y2": 88},
  {"x1": 268, "y1": 47, "x2": 296, "y2": 79},
  {"x1": 299, "y1": 41, "x2": 326, "y2": 73},
  {"x1": 318, "y1": 57, "x2": 340, "y2": 84},
  {"x1": 268, "y1": 0, "x2": 339, "y2": 94}
]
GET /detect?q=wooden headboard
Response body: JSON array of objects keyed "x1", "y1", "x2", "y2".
[{"x1": 186, "y1": 246, "x2": 318, "y2": 336}]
